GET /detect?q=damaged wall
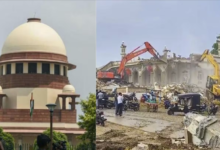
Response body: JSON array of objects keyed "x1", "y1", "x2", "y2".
[
  {"x1": 99, "y1": 40, "x2": 220, "y2": 89},
  {"x1": 124, "y1": 60, "x2": 213, "y2": 89}
]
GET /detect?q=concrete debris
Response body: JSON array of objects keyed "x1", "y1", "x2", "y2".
[
  {"x1": 183, "y1": 113, "x2": 220, "y2": 149},
  {"x1": 157, "y1": 83, "x2": 207, "y2": 106},
  {"x1": 132, "y1": 143, "x2": 149, "y2": 150},
  {"x1": 161, "y1": 83, "x2": 205, "y2": 96},
  {"x1": 171, "y1": 138, "x2": 185, "y2": 146},
  {"x1": 96, "y1": 79, "x2": 136, "y2": 90}
]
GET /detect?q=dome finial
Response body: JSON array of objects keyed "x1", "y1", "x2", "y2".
[{"x1": 164, "y1": 45, "x2": 167, "y2": 50}]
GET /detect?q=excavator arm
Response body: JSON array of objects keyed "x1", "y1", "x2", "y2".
[
  {"x1": 117, "y1": 42, "x2": 160, "y2": 77},
  {"x1": 200, "y1": 49, "x2": 220, "y2": 79}
]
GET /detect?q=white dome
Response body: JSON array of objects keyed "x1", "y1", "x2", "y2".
[
  {"x1": 62, "y1": 84, "x2": 75, "y2": 93},
  {"x1": 1, "y1": 19, "x2": 66, "y2": 55}
]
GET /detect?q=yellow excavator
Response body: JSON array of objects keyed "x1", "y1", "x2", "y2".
[{"x1": 200, "y1": 49, "x2": 220, "y2": 101}]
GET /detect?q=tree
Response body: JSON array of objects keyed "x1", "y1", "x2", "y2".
[
  {"x1": 0, "y1": 128, "x2": 15, "y2": 150},
  {"x1": 33, "y1": 129, "x2": 71, "y2": 150},
  {"x1": 75, "y1": 93, "x2": 96, "y2": 150},
  {"x1": 211, "y1": 42, "x2": 218, "y2": 55},
  {"x1": 211, "y1": 35, "x2": 220, "y2": 55}
]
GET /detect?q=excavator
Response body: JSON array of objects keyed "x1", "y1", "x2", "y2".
[
  {"x1": 97, "y1": 42, "x2": 163, "y2": 81},
  {"x1": 199, "y1": 49, "x2": 220, "y2": 100}
]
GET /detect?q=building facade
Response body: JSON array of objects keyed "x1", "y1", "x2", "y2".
[
  {"x1": 0, "y1": 18, "x2": 84, "y2": 148},
  {"x1": 98, "y1": 36, "x2": 220, "y2": 89}
]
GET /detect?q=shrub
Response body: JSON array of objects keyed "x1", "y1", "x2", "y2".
[
  {"x1": 75, "y1": 93, "x2": 96, "y2": 150},
  {"x1": 33, "y1": 129, "x2": 71, "y2": 150},
  {"x1": 0, "y1": 128, "x2": 15, "y2": 150}
]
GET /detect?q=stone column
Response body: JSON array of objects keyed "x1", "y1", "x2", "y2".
[
  {"x1": 0, "y1": 95, "x2": 5, "y2": 109},
  {"x1": 138, "y1": 69, "x2": 143, "y2": 86},
  {"x1": 11, "y1": 63, "x2": 15, "y2": 74},
  {"x1": 159, "y1": 64, "x2": 167, "y2": 86},
  {"x1": 62, "y1": 96, "x2": 66, "y2": 110},
  {"x1": 2, "y1": 64, "x2": 6, "y2": 75},
  {"x1": 70, "y1": 96, "x2": 76, "y2": 110},
  {"x1": 37, "y1": 62, "x2": 41, "y2": 73},
  {"x1": 146, "y1": 71, "x2": 150, "y2": 86},
  {"x1": 153, "y1": 65, "x2": 157, "y2": 85},
  {"x1": 60, "y1": 65, "x2": 64, "y2": 76},
  {"x1": 161, "y1": 71, "x2": 167, "y2": 86},
  {"x1": 50, "y1": 63, "x2": 54, "y2": 74}
]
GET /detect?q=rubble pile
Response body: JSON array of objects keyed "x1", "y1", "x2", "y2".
[
  {"x1": 157, "y1": 83, "x2": 207, "y2": 107},
  {"x1": 161, "y1": 83, "x2": 205, "y2": 96},
  {"x1": 96, "y1": 79, "x2": 107, "y2": 90},
  {"x1": 96, "y1": 79, "x2": 136, "y2": 90}
]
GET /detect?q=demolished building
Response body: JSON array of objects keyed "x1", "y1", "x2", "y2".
[
  {"x1": 97, "y1": 36, "x2": 220, "y2": 89},
  {"x1": 184, "y1": 113, "x2": 220, "y2": 149}
]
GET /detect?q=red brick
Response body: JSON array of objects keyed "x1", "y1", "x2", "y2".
[
  {"x1": 0, "y1": 74, "x2": 69, "y2": 89},
  {"x1": 0, "y1": 52, "x2": 68, "y2": 63},
  {"x1": 0, "y1": 109, "x2": 76, "y2": 123}
]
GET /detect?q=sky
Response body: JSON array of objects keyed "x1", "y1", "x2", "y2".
[
  {"x1": 97, "y1": 0, "x2": 220, "y2": 67},
  {"x1": 0, "y1": 1, "x2": 96, "y2": 119}
]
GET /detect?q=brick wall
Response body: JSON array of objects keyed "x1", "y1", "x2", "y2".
[
  {"x1": 0, "y1": 109, "x2": 76, "y2": 123},
  {"x1": 61, "y1": 110, "x2": 77, "y2": 123},
  {"x1": 0, "y1": 74, "x2": 69, "y2": 89},
  {"x1": 0, "y1": 52, "x2": 68, "y2": 63}
]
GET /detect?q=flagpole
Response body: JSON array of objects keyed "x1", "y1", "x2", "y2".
[{"x1": 30, "y1": 93, "x2": 34, "y2": 121}]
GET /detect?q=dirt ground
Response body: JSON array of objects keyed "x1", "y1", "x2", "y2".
[{"x1": 96, "y1": 107, "x2": 213, "y2": 150}]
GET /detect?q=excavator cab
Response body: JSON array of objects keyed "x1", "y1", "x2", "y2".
[
  {"x1": 206, "y1": 76, "x2": 218, "y2": 90},
  {"x1": 199, "y1": 49, "x2": 220, "y2": 100},
  {"x1": 206, "y1": 75, "x2": 220, "y2": 100}
]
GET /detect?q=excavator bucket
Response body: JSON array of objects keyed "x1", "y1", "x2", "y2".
[{"x1": 200, "y1": 49, "x2": 210, "y2": 62}]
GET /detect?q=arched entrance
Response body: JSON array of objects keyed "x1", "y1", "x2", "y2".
[
  {"x1": 141, "y1": 69, "x2": 150, "y2": 86},
  {"x1": 171, "y1": 72, "x2": 176, "y2": 83},
  {"x1": 182, "y1": 70, "x2": 189, "y2": 83},
  {"x1": 132, "y1": 70, "x2": 138, "y2": 84},
  {"x1": 141, "y1": 70, "x2": 147, "y2": 86},
  {"x1": 123, "y1": 72, "x2": 129, "y2": 82},
  {"x1": 154, "y1": 67, "x2": 161, "y2": 85}
]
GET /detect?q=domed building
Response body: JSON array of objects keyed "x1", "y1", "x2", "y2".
[{"x1": 0, "y1": 18, "x2": 84, "y2": 147}]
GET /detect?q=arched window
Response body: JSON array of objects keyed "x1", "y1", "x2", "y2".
[
  {"x1": 16, "y1": 63, "x2": 23, "y2": 74},
  {"x1": 171, "y1": 72, "x2": 176, "y2": 83},
  {"x1": 198, "y1": 71, "x2": 203, "y2": 80},
  {"x1": 54, "y1": 64, "x2": 60, "y2": 75},
  {"x1": 42, "y1": 63, "x2": 50, "y2": 74},
  {"x1": 28, "y1": 63, "x2": 37, "y2": 74},
  {"x1": 0, "y1": 66, "x2": 3, "y2": 75},
  {"x1": 6, "y1": 64, "x2": 11, "y2": 75},
  {"x1": 182, "y1": 70, "x2": 188, "y2": 83}
]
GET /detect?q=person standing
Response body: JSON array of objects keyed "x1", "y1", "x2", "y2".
[
  {"x1": 114, "y1": 93, "x2": 118, "y2": 115},
  {"x1": 117, "y1": 92, "x2": 123, "y2": 116},
  {"x1": 97, "y1": 90, "x2": 104, "y2": 109}
]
